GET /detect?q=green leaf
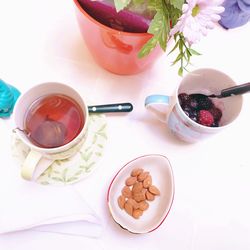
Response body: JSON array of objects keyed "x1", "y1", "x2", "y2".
[
  {"x1": 51, "y1": 177, "x2": 64, "y2": 182},
  {"x1": 182, "y1": 51, "x2": 188, "y2": 61},
  {"x1": 45, "y1": 166, "x2": 53, "y2": 178},
  {"x1": 147, "y1": 0, "x2": 157, "y2": 10},
  {"x1": 178, "y1": 39, "x2": 183, "y2": 51},
  {"x1": 186, "y1": 50, "x2": 191, "y2": 63},
  {"x1": 188, "y1": 48, "x2": 202, "y2": 56},
  {"x1": 86, "y1": 162, "x2": 95, "y2": 169},
  {"x1": 96, "y1": 132, "x2": 107, "y2": 140},
  {"x1": 97, "y1": 124, "x2": 107, "y2": 133},
  {"x1": 80, "y1": 160, "x2": 95, "y2": 168},
  {"x1": 138, "y1": 37, "x2": 158, "y2": 58},
  {"x1": 92, "y1": 134, "x2": 97, "y2": 144},
  {"x1": 62, "y1": 168, "x2": 68, "y2": 181},
  {"x1": 178, "y1": 67, "x2": 183, "y2": 76},
  {"x1": 95, "y1": 152, "x2": 102, "y2": 157},
  {"x1": 84, "y1": 146, "x2": 91, "y2": 152},
  {"x1": 132, "y1": 0, "x2": 144, "y2": 4},
  {"x1": 168, "y1": 39, "x2": 179, "y2": 55},
  {"x1": 172, "y1": 52, "x2": 183, "y2": 65},
  {"x1": 186, "y1": 48, "x2": 192, "y2": 57},
  {"x1": 153, "y1": 0, "x2": 166, "y2": 11},
  {"x1": 81, "y1": 151, "x2": 93, "y2": 162},
  {"x1": 74, "y1": 170, "x2": 83, "y2": 176},
  {"x1": 114, "y1": 0, "x2": 131, "y2": 12},
  {"x1": 148, "y1": 12, "x2": 163, "y2": 35},
  {"x1": 148, "y1": 11, "x2": 168, "y2": 51},
  {"x1": 170, "y1": 0, "x2": 185, "y2": 10},
  {"x1": 66, "y1": 177, "x2": 78, "y2": 183}
]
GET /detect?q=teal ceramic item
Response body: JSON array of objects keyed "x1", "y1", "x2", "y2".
[{"x1": 0, "y1": 79, "x2": 20, "y2": 118}]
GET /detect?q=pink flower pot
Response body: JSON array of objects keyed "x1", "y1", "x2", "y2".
[{"x1": 73, "y1": 0, "x2": 162, "y2": 75}]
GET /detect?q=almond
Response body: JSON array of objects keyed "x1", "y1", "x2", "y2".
[
  {"x1": 118, "y1": 168, "x2": 161, "y2": 220},
  {"x1": 137, "y1": 171, "x2": 149, "y2": 182},
  {"x1": 132, "y1": 182, "x2": 143, "y2": 193},
  {"x1": 125, "y1": 176, "x2": 137, "y2": 186},
  {"x1": 141, "y1": 188, "x2": 147, "y2": 196},
  {"x1": 117, "y1": 195, "x2": 126, "y2": 209},
  {"x1": 133, "y1": 192, "x2": 146, "y2": 202},
  {"x1": 132, "y1": 209, "x2": 143, "y2": 219},
  {"x1": 143, "y1": 175, "x2": 152, "y2": 188},
  {"x1": 138, "y1": 200, "x2": 149, "y2": 211},
  {"x1": 122, "y1": 186, "x2": 132, "y2": 198},
  {"x1": 127, "y1": 198, "x2": 140, "y2": 209},
  {"x1": 145, "y1": 190, "x2": 155, "y2": 201},
  {"x1": 124, "y1": 201, "x2": 133, "y2": 216},
  {"x1": 131, "y1": 168, "x2": 143, "y2": 177},
  {"x1": 149, "y1": 185, "x2": 160, "y2": 195}
]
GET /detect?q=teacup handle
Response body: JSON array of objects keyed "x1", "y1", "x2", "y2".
[
  {"x1": 145, "y1": 95, "x2": 173, "y2": 123},
  {"x1": 21, "y1": 150, "x2": 54, "y2": 180}
]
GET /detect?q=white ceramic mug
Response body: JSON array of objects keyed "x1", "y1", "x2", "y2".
[
  {"x1": 145, "y1": 68, "x2": 243, "y2": 143},
  {"x1": 13, "y1": 82, "x2": 89, "y2": 180}
]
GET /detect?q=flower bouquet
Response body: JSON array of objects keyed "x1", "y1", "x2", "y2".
[
  {"x1": 113, "y1": 0, "x2": 225, "y2": 75},
  {"x1": 75, "y1": 0, "x2": 225, "y2": 75}
]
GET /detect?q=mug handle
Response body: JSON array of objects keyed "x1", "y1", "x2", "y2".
[
  {"x1": 21, "y1": 150, "x2": 54, "y2": 180},
  {"x1": 145, "y1": 95, "x2": 173, "y2": 122}
]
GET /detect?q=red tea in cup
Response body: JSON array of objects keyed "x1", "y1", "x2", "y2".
[{"x1": 24, "y1": 94, "x2": 85, "y2": 148}]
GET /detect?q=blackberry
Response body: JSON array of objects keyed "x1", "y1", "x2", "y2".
[
  {"x1": 189, "y1": 97, "x2": 199, "y2": 109},
  {"x1": 196, "y1": 96, "x2": 213, "y2": 110},
  {"x1": 178, "y1": 93, "x2": 190, "y2": 107},
  {"x1": 189, "y1": 110, "x2": 198, "y2": 122},
  {"x1": 211, "y1": 121, "x2": 219, "y2": 127},
  {"x1": 209, "y1": 107, "x2": 222, "y2": 122}
]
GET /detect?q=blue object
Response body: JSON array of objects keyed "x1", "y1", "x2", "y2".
[
  {"x1": 219, "y1": 0, "x2": 250, "y2": 29},
  {"x1": 145, "y1": 95, "x2": 170, "y2": 107},
  {"x1": 0, "y1": 79, "x2": 21, "y2": 118}
]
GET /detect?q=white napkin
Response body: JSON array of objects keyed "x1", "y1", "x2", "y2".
[{"x1": 0, "y1": 119, "x2": 103, "y2": 237}]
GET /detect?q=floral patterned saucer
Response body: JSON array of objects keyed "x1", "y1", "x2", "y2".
[{"x1": 11, "y1": 114, "x2": 107, "y2": 185}]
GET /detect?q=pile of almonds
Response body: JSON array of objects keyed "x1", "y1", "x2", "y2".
[{"x1": 117, "y1": 168, "x2": 160, "y2": 219}]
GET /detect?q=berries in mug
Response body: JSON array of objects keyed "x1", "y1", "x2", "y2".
[{"x1": 178, "y1": 93, "x2": 222, "y2": 127}]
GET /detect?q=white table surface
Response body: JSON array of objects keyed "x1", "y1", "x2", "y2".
[{"x1": 1, "y1": 1, "x2": 250, "y2": 249}]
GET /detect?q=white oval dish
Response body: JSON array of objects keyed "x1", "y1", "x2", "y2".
[{"x1": 107, "y1": 154, "x2": 174, "y2": 234}]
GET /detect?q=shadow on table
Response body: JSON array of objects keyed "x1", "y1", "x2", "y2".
[
  {"x1": 138, "y1": 112, "x2": 235, "y2": 147},
  {"x1": 137, "y1": 113, "x2": 191, "y2": 146}
]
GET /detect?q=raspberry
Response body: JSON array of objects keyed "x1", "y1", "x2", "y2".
[{"x1": 198, "y1": 110, "x2": 214, "y2": 126}]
